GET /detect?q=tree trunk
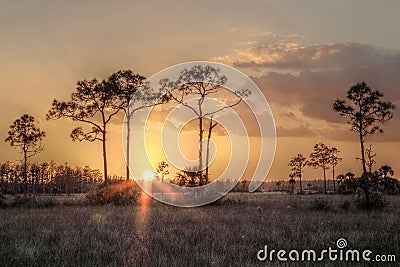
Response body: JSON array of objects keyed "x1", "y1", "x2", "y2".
[
  {"x1": 205, "y1": 116, "x2": 215, "y2": 185},
  {"x1": 323, "y1": 166, "x2": 327, "y2": 194},
  {"x1": 23, "y1": 146, "x2": 28, "y2": 194},
  {"x1": 102, "y1": 129, "x2": 108, "y2": 182},
  {"x1": 360, "y1": 137, "x2": 367, "y2": 174},
  {"x1": 333, "y1": 165, "x2": 336, "y2": 192},
  {"x1": 357, "y1": 102, "x2": 370, "y2": 206},
  {"x1": 359, "y1": 132, "x2": 371, "y2": 206},
  {"x1": 198, "y1": 116, "x2": 203, "y2": 185},
  {"x1": 299, "y1": 172, "x2": 303, "y2": 192},
  {"x1": 126, "y1": 106, "x2": 131, "y2": 181},
  {"x1": 205, "y1": 127, "x2": 211, "y2": 184}
]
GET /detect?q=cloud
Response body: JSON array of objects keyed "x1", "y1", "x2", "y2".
[
  {"x1": 213, "y1": 41, "x2": 400, "y2": 141},
  {"x1": 211, "y1": 32, "x2": 307, "y2": 67},
  {"x1": 127, "y1": 40, "x2": 400, "y2": 142},
  {"x1": 255, "y1": 67, "x2": 400, "y2": 117},
  {"x1": 277, "y1": 125, "x2": 315, "y2": 137},
  {"x1": 216, "y1": 42, "x2": 400, "y2": 72},
  {"x1": 254, "y1": 68, "x2": 400, "y2": 141}
]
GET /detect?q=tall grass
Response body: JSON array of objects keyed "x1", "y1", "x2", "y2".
[{"x1": 0, "y1": 194, "x2": 399, "y2": 266}]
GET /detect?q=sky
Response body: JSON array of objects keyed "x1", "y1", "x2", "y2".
[{"x1": 1, "y1": 0, "x2": 400, "y2": 182}]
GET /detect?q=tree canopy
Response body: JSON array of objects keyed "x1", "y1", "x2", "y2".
[
  {"x1": 47, "y1": 77, "x2": 121, "y2": 181},
  {"x1": 5, "y1": 114, "x2": 46, "y2": 190},
  {"x1": 333, "y1": 82, "x2": 395, "y2": 174},
  {"x1": 160, "y1": 65, "x2": 249, "y2": 185}
]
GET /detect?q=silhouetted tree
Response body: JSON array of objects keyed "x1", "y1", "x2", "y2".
[
  {"x1": 47, "y1": 77, "x2": 121, "y2": 181},
  {"x1": 173, "y1": 166, "x2": 201, "y2": 187},
  {"x1": 107, "y1": 70, "x2": 162, "y2": 180},
  {"x1": 5, "y1": 114, "x2": 45, "y2": 192},
  {"x1": 108, "y1": 70, "x2": 146, "y2": 180},
  {"x1": 337, "y1": 172, "x2": 358, "y2": 193},
  {"x1": 288, "y1": 153, "x2": 307, "y2": 192},
  {"x1": 155, "y1": 161, "x2": 169, "y2": 182},
  {"x1": 378, "y1": 165, "x2": 394, "y2": 179},
  {"x1": 372, "y1": 165, "x2": 397, "y2": 193},
  {"x1": 329, "y1": 147, "x2": 342, "y2": 192},
  {"x1": 160, "y1": 65, "x2": 249, "y2": 185},
  {"x1": 333, "y1": 82, "x2": 395, "y2": 205},
  {"x1": 308, "y1": 143, "x2": 331, "y2": 194},
  {"x1": 288, "y1": 177, "x2": 296, "y2": 194}
]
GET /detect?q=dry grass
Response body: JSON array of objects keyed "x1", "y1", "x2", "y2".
[{"x1": 0, "y1": 193, "x2": 399, "y2": 266}]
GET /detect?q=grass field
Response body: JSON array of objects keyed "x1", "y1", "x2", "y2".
[{"x1": 0, "y1": 193, "x2": 399, "y2": 266}]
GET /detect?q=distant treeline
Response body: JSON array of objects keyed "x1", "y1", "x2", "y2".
[
  {"x1": 232, "y1": 175, "x2": 400, "y2": 195},
  {"x1": 0, "y1": 161, "x2": 104, "y2": 195}
]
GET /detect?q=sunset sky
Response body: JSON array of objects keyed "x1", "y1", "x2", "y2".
[{"x1": 1, "y1": 1, "x2": 400, "y2": 182}]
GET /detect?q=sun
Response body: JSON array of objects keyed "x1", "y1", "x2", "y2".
[{"x1": 143, "y1": 171, "x2": 155, "y2": 180}]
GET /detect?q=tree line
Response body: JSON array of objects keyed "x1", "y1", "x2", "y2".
[{"x1": 0, "y1": 161, "x2": 103, "y2": 195}]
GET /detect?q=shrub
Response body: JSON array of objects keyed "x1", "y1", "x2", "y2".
[
  {"x1": 338, "y1": 201, "x2": 351, "y2": 211},
  {"x1": 308, "y1": 199, "x2": 330, "y2": 211},
  {"x1": 87, "y1": 180, "x2": 140, "y2": 205},
  {"x1": 356, "y1": 191, "x2": 387, "y2": 209}
]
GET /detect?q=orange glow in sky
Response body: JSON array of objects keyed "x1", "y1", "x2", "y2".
[{"x1": 1, "y1": 1, "x2": 399, "y2": 182}]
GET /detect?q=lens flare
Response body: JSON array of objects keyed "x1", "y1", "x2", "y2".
[{"x1": 143, "y1": 171, "x2": 155, "y2": 180}]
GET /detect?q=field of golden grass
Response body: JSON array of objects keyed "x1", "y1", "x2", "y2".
[{"x1": 0, "y1": 193, "x2": 399, "y2": 266}]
